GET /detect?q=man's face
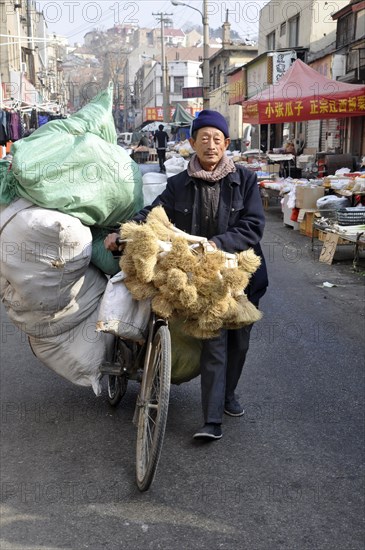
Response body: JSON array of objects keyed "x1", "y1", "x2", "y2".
[{"x1": 189, "y1": 127, "x2": 230, "y2": 171}]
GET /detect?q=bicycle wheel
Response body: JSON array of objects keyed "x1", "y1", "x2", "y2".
[
  {"x1": 136, "y1": 324, "x2": 171, "y2": 491},
  {"x1": 107, "y1": 374, "x2": 128, "y2": 406}
]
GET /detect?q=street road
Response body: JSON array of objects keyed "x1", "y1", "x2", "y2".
[{"x1": 1, "y1": 172, "x2": 364, "y2": 549}]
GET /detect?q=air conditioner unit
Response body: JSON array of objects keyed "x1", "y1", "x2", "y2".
[{"x1": 20, "y1": 62, "x2": 27, "y2": 73}]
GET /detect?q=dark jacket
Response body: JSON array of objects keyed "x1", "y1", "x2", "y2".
[
  {"x1": 154, "y1": 130, "x2": 169, "y2": 149},
  {"x1": 133, "y1": 164, "x2": 268, "y2": 304}
]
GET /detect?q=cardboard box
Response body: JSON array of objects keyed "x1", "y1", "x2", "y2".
[
  {"x1": 295, "y1": 186, "x2": 325, "y2": 209},
  {"x1": 297, "y1": 210, "x2": 318, "y2": 238}
]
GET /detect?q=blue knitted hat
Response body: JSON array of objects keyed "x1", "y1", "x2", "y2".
[{"x1": 191, "y1": 110, "x2": 229, "y2": 138}]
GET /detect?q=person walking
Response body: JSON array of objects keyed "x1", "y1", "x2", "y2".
[
  {"x1": 105, "y1": 110, "x2": 268, "y2": 441},
  {"x1": 154, "y1": 124, "x2": 169, "y2": 173}
]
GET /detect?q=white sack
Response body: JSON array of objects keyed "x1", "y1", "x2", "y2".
[
  {"x1": 2, "y1": 264, "x2": 107, "y2": 337},
  {"x1": 143, "y1": 183, "x2": 167, "y2": 206},
  {"x1": 29, "y1": 306, "x2": 114, "y2": 395},
  {"x1": 96, "y1": 271, "x2": 151, "y2": 341},
  {"x1": 0, "y1": 203, "x2": 92, "y2": 313},
  {"x1": 142, "y1": 173, "x2": 167, "y2": 205},
  {"x1": 142, "y1": 172, "x2": 167, "y2": 185},
  {"x1": 164, "y1": 156, "x2": 189, "y2": 177},
  {"x1": 317, "y1": 195, "x2": 351, "y2": 211}
]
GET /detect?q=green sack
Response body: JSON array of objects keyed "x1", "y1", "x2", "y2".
[
  {"x1": 0, "y1": 160, "x2": 18, "y2": 204},
  {"x1": 90, "y1": 227, "x2": 121, "y2": 276},
  {"x1": 170, "y1": 318, "x2": 201, "y2": 385},
  {"x1": 7, "y1": 84, "x2": 143, "y2": 226}
]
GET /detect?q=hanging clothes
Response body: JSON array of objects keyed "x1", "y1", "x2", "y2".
[
  {"x1": 38, "y1": 114, "x2": 49, "y2": 126},
  {"x1": 30, "y1": 108, "x2": 38, "y2": 129},
  {"x1": 0, "y1": 110, "x2": 9, "y2": 146},
  {"x1": 10, "y1": 112, "x2": 21, "y2": 141}
]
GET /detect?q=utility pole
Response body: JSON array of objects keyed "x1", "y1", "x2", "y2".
[
  {"x1": 124, "y1": 57, "x2": 129, "y2": 132},
  {"x1": 202, "y1": 0, "x2": 210, "y2": 109},
  {"x1": 152, "y1": 12, "x2": 172, "y2": 123},
  {"x1": 170, "y1": 0, "x2": 210, "y2": 108}
]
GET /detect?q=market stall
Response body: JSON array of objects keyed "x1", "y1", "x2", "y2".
[
  {"x1": 242, "y1": 59, "x2": 365, "y2": 164},
  {"x1": 170, "y1": 103, "x2": 195, "y2": 142},
  {"x1": 243, "y1": 59, "x2": 365, "y2": 125}
]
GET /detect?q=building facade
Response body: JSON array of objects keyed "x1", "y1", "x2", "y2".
[{"x1": 0, "y1": 0, "x2": 68, "y2": 110}]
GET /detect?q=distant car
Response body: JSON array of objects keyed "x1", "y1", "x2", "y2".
[{"x1": 117, "y1": 132, "x2": 133, "y2": 146}]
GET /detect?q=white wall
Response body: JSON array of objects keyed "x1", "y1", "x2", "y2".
[{"x1": 258, "y1": 0, "x2": 348, "y2": 55}]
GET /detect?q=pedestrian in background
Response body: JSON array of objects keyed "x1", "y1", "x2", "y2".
[{"x1": 154, "y1": 124, "x2": 169, "y2": 173}]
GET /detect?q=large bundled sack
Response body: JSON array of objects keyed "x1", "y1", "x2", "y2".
[
  {"x1": 2, "y1": 263, "x2": 107, "y2": 337},
  {"x1": 29, "y1": 307, "x2": 114, "y2": 395},
  {"x1": 1, "y1": 199, "x2": 110, "y2": 392},
  {"x1": 4, "y1": 84, "x2": 144, "y2": 226},
  {"x1": 142, "y1": 172, "x2": 167, "y2": 206},
  {"x1": 0, "y1": 199, "x2": 93, "y2": 315},
  {"x1": 96, "y1": 271, "x2": 151, "y2": 341}
]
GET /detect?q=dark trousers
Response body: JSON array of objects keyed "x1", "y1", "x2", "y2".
[
  {"x1": 157, "y1": 148, "x2": 166, "y2": 171},
  {"x1": 200, "y1": 324, "x2": 253, "y2": 424}
]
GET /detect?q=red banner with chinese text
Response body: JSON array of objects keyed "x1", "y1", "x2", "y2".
[{"x1": 242, "y1": 59, "x2": 365, "y2": 124}]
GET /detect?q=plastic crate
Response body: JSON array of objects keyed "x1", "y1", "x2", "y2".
[{"x1": 336, "y1": 207, "x2": 365, "y2": 226}]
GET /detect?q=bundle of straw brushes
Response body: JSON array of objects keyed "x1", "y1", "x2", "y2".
[{"x1": 119, "y1": 206, "x2": 262, "y2": 339}]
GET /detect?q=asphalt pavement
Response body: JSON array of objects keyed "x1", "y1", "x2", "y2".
[{"x1": 0, "y1": 174, "x2": 364, "y2": 550}]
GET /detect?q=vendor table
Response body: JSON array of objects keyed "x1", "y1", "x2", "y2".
[
  {"x1": 312, "y1": 224, "x2": 365, "y2": 270},
  {"x1": 267, "y1": 153, "x2": 295, "y2": 177}
]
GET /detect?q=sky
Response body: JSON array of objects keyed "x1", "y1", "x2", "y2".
[{"x1": 37, "y1": 0, "x2": 271, "y2": 46}]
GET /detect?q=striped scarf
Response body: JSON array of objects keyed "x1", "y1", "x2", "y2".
[{"x1": 187, "y1": 153, "x2": 236, "y2": 182}]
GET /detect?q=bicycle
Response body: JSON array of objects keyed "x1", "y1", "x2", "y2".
[
  {"x1": 98, "y1": 228, "x2": 256, "y2": 491},
  {"x1": 100, "y1": 310, "x2": 171, "y2": 492}
]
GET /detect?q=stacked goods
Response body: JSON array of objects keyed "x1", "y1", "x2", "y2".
[
  {"x1": 0, "y1": 85, "x2": 145, "y2": 393},
  {"x1": 7, "y1": 84, "x2": 143, "y2": 228},
  {"x1": 1, "y1": 85, "x2": 144, "y2": 277},
  {"x1": 0, "y1": 199, "x2": 112, "y2": 394}
]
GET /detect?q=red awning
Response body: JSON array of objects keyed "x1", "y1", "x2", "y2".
[{"x1": 242, "y1": 59, "x2": 365, "y2": 124}]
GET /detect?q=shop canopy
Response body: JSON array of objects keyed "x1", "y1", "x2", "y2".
[
  {"x1": 242, "y1": 59, "x2": 365, "y2": 124},
  {"x1": 170, "y1": 103, "x2": 195, "y2": 127}
]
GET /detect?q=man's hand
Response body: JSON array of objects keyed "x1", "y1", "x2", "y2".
[{"x1": 104, "y1": 232, "x2": 125, "y2": 252}]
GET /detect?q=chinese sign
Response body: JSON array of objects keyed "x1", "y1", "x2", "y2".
[
  {"x1": 144, "y1": 106, "x2": 200, "y2": 121},
  {"x1": 243, "y1": 94, "x2": 365, "y2": 123},
  {"x1": 272, "y1": 51, "x2": 296, "y2": 83},
  {"x1": 182, "y1": 87, "x2": 203, "y2": 99}
]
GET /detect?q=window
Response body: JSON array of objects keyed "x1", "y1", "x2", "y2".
[
  {"x1": 337, "y1": 13, "x2": 355, "y2": 48},
  {"x1": 173, "y1": 76, "x2": 184, "y2": 94},
  {"x1": 267, "y1": 31, "x2": 276, "y2": 50},
  {"x1": 288, "y1": 15, "x2": 299, "y2": 47},
  {"x1": 280, "y1": 22, "x2": 286, "y2": 37}
]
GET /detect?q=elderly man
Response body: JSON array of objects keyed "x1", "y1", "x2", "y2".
[{"x1": 105, "y1": 110, "x2": 268, "y2": 441}]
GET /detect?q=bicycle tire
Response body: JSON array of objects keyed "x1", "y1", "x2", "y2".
[
  {"x1": 136, "y1": 324, "x2": 171, "y2": 491},
  {"x1": 107, "y1": 374, "x2": 128, "y2": 406}
]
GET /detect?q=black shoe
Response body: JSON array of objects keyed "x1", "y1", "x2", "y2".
[
  {"x1": 193, "y1": 423, "x2": 222, "y2": 440},
  {"x1": 224, "y1": 397, "x2": 244, "y2": 417}
]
